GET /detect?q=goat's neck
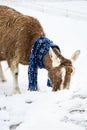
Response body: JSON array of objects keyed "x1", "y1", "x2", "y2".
[{"x1": 43, "y1": 51, "x2": 52, "y2": 71}]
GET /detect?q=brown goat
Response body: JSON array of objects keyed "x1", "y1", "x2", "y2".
[
  {"x1": 0, "y1": 5, "x2": 45, "y2": 93},
  {"x1": 0, "y1": 5, "x2": 80, "y2": 94}
]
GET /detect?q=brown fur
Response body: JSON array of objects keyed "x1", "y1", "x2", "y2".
[
  {"x1": 0, "y1": 5, "x2": 45, "y2": 93},
  {"x1": 43, "y1": 48, "x2": 73, "y2": 91},
  {"x1": 0, "y1": 5, "x2": 45, "y2": 65}
]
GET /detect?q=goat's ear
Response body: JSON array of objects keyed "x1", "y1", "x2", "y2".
[
  {"x1": 49, "y1": 48, "x2": 61, "y2": 67},
  {"x1": 71, "y1": 50, "x2": 80, "y2": 63}
]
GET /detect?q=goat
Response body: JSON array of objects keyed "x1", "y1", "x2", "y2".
[
  {"x1": 43, "y1": 48, "x2": 80, "y2": 91},
  {"x1": 0, "y1": 5, "x2": 45, "y2": 93},
  {"x1": 0, "y1": 5, "x2": 80, "y2": 94}
]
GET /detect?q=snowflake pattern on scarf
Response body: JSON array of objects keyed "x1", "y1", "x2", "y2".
[{"x1": 28, "y1": 36, "x2": 61, "y2": 91}]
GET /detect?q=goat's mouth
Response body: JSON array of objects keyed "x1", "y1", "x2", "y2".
[
  {"x1": 49, "y1": 66, "x2": 74, "y2": 91},
  {"x1": 51, "y1": 80, "x2": 71, "y2": 91}
]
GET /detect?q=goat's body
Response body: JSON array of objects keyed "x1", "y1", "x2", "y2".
[
  {"x1": 0, "y1": 6, "x2": 80, "y2": 94},
  {"x1": 0, "y1": 5, "x2": 45, "y2": 93},
  {"x1": 0, "y1": 5, "x2": 45, "y2": 65}
]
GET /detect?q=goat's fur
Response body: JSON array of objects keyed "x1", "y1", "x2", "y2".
[
  {"x1": 0, "y1": 6, "x2": 80, "y2": 94},
  {"x1": 0, "y1": 5, "x2": 45, "y2": 93}
]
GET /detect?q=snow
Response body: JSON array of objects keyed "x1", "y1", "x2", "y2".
[{"x1": 0, "y1": 0, "x2": 87, "y2": 130}]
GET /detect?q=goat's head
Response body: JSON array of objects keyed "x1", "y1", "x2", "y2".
[{"x1": 44, "y1": 48, "x2": 80, "y2": 91}]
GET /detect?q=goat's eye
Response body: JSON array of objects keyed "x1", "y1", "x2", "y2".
[
  {"x1": 71, "y1": 67, "x2": 75, "y2": 75},
  {"x1": 66, "y1": 67, "x2": 73, "y2": 74}
]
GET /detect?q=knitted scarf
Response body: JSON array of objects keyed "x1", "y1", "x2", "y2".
[{"x1": 28, "y1": 36, "x2": 61, "y2": 91}]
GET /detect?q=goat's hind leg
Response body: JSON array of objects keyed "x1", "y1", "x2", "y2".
[
  {"x1": 0, "y1": 62, "x2": 6, "y2": 82},
  {"x1": 9, "y1": 61, "x2": 21, "y2": 94}
]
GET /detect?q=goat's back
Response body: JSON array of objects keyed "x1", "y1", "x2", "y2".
[{"x1": 0, "y1": 5, "x2": 45, "y2": 65}]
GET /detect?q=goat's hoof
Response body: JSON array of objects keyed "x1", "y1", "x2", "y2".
[
  {"x1": 13, "y1": 87, "x2": 21, "y2": 94},
  {"x1": 0, "y1": 79, "x2": 6, "y2": 82},
  {"x1": 2, "y1": 79, "x2": 6, "y2": 82}
]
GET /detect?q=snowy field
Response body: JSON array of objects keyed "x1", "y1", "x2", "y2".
[{"x1": 0, "y1": 0, "x2": 87, "y2": 130}]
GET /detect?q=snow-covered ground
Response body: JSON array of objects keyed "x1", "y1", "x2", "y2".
[{"x1": 0, "y1": 0, "x2": 87, "y2": 130}]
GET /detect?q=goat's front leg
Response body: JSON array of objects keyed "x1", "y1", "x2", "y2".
[
  {"x1": 0, "y1": 62, "x2": 6, "y2": 82},
  {"x1": 10, "y1": 61, "x2": 21, "y2": 94}
]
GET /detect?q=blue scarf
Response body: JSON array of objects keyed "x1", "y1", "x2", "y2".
[{"x1": 28, "y1": 36, "x2": 61, "y2": 91}]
